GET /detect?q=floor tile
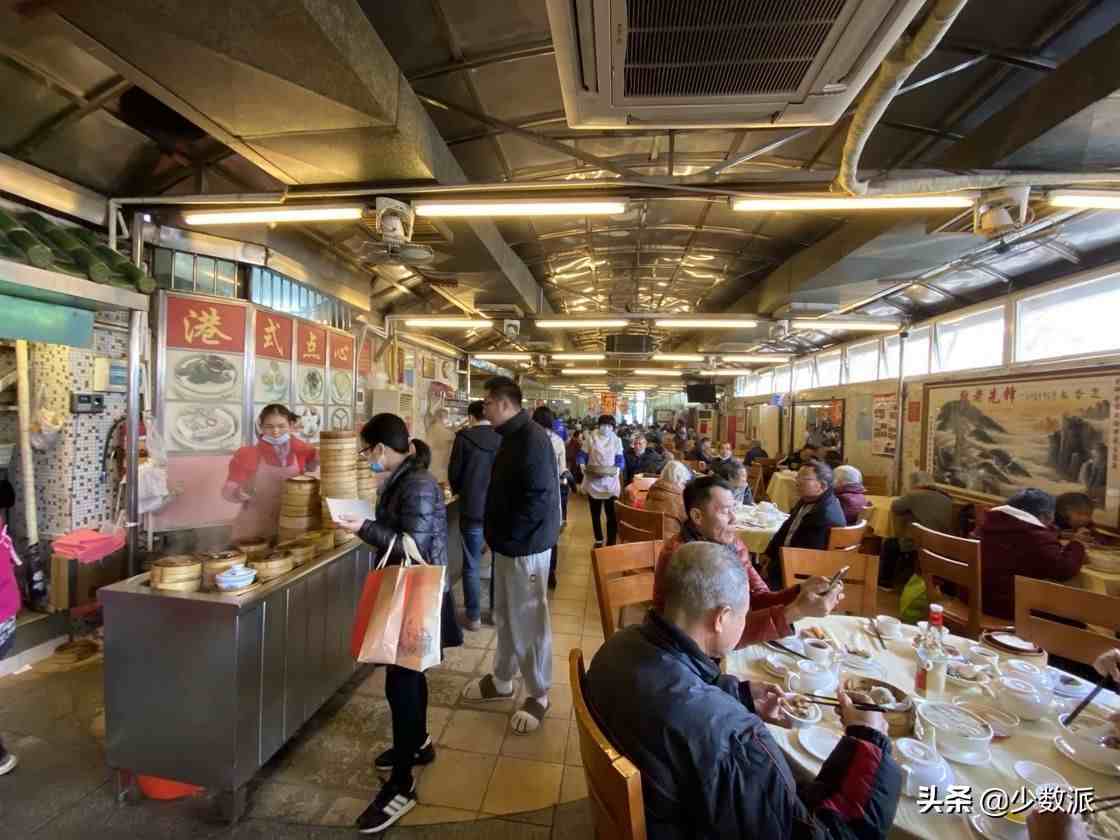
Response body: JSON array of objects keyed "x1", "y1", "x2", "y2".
[
  {"x1": 437, "y1": 646, "x2": 488, "y2": 675},
  {"x1": 426, "y1": 671, "x2": 470, "y2": 707},
  {"x1": 462, "y1": 626, "x2": 496, "y2": 650},
  {"x1": 499, "y1": 717, "x2": 569, "y2": 764},
  {"x1": 550, "y1": 614, "x2": 583, "y2": 635},
  {"x1": 481, "y1": 757, "x2": 563, "y2": 815},
  {"x1": 551, "y1": 656, "x2": 572, "y2": 685},
  {"x1": 400, "y1": 804, "x2": 479, "y2": 826},
  {"x1": 550, "y1": 633, "x2": 581, "y2": 657},
  {"x1": 565, "y1": 721, "x2": 583, "y2": 767},
  {"x1": 415, "y1": 748, "x2": 497, "y2": 811},
  {"x1": 580, "y1": 635, "x2": 604, "y2": 661},
  {"x1": 318, "y1": 794, "x2": 369, "y2": 826},
  {"x1": 548, "y1": 598, "x2": 584, "y2": 617},
  {"x1": 560, "y1": 765, "x2": 588, "y2": 803},
  {"x1": 544, "y1": 683, "x2": 573, "y2": 719},
  {"x1": 438, "y1": 709, "x2": 509, "y2": 755}
]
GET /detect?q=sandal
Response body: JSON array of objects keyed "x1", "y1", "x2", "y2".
[
  {"x1": 511, "y1": 697, "x2": 548, "y2": 735},
  {"x1": 462, "y1": 674, "x2": 515, "y2": 702}
]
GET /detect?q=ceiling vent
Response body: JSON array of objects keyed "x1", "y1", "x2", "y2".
[{"x1": 546, "y1": 0, "x2": 926, "y2": 128}]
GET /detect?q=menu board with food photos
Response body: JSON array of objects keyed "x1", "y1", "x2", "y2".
[
  {"x1": 327, "y1": 330, "x2": 355, "y2": 432},
  {"x1": 294, "y1": 322, "x2": 327, "y2": 442}
]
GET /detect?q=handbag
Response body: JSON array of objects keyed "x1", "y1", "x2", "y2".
[{"x1": 350, "y1": 533, "x2": 446, "y2": 672}]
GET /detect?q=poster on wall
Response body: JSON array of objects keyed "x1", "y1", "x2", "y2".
[
  {"x1": 295, "y1": 322, "x2": 327, "y2": 442},
  {"x1": 164, "y1": 295, "x2": 247, "y2": 454},
  {"x1": 923, "y1": 372, "x2": 1119, "y2": 526},
  {"x1": 872, "y1": 393, "x2": 899, "y2": 457},
  {"x1": 253, "y1": 310, "x2": 293, "y2": 407},
  {"x1": 793, "y1": 400, "x2": 844, "y2": 455}
]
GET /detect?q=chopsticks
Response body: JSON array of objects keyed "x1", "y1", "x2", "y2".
[
  {"x1": 803, "y1": 694, "x2": 892, "y2": 713},
  {"x1": 768, "y1": 640, "x2": 812, "y2": 662},
  {"x1": 868, "y1": 618, "x2": 887, "y2": 650},
  {"x1": 1091, "y1": 795, "x2": 1120, "y2": 814},
  {"x1": 1064, "y1": 674, "x2": 1110, "y2": 727}
]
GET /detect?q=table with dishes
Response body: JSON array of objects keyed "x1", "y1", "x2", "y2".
[
  {"x1": 1074, "y1": 545, "x2": 1120, "y2": 597},
  {"x1": 725, "y1": 614, "x2": 1120, "y2": 840},
  {"x1": 766, "y1": 469, "x2": 801, "y2": 513},
  {"x1": 735, "y1": 502, "x2": 789, "y2": 553}
]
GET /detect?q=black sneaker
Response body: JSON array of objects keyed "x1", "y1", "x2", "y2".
[
  {"x1": 374, "y1": 735, "x2": 435, "y2": 773},
  {"x1": 356, "y1": 778, "x2": 417, "y2": 834}
]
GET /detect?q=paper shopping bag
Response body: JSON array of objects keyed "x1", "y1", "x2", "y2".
[
  {"x1": 353, "y1": 564, "x2": 406, "y2": 664},
  {"x1": 393, "y1": 563, "x2": 446, "y2": 672}
]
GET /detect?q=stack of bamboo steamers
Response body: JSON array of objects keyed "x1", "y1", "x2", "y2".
[
  {"x1": 319, "y1": 430, "x2": 359, "y2": 546},
  {"x1": 278, "y1": 474, "x2": 321, "y2": 541}
]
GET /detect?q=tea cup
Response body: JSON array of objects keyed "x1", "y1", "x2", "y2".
[
  {"x1": 785, "y1": 660, "x2": 836, "y2": 694},
  {"x1": 874, "y1": 615, "x2": 902, "y2": 639},
  {"x1": 896, "y1": 737, "x2": 947, "y2": 796},
  {"x1": 804, "y1": 639, "x2": 835, "y2": 664}
]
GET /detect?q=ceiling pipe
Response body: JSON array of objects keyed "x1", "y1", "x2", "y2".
[{"x1": 835, "y1": 0, "x2": 970, "y2": 196}]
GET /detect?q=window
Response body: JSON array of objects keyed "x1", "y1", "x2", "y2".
[
  {"x1": 816, "y1": 351, "x2": 842, "y2": 386},
  {"x1": 1016, "y1": 272, "x2": 1120, "y2": 362},
  {"x1": 846, "y1": 341, "x2": 879, "y2": 383},
  {"x1": 755, "y1": 369, "x2": 774, "y2": 395},
  {"x1": 793, "y1": 360, "x2": 814, "y2": 390},
  {"x1": 151, "y1": 247, "x2": 240, "y2": 298},
  {"x1": 773, "y1": 366, "x2": 791, "y2": 392},
  {"x1": 935, "y1": 307, "x2": 1004, "y2": 372},
  {"x1": 249, "y1": 267, "x2": 354, "y2": 330},
  {"x1": 902, "y1": 326, "x2": 931, "y2": 377},
  {"x1": 734, "y1": 375, "x2": 750, "y2": 397},
  {"x1": 882, "y1": 336, "x2": 899, "y2": 380}
]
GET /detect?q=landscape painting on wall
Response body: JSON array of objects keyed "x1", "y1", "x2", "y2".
[{"x1": 923, "y1": 371, "x2": 1120, "y2": 526}]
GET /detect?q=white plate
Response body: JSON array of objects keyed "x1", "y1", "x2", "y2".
[
  {"x1": 781, "y1": 699, "x2": 823, "y2": 728},
  {"x1": 900, "y1": 758, "x2": 953, "y2": 799},
  {"x1": 170, "y1": 351, "x2": 240, "y2": 400},
  {"x1": 169, "y1": 404, "x2": 241, "y2": 451},
  {"x1": 299, "y1": 367, "x2": 326, "y2": 403},
  {"x1": 1054, "y1": 735, "x2": 1120, "y2": 777},
  {"x1": 970, "y1": 814, "x2": 1028, "y2": 840},
  {"x1": 330, "y1": 370, "x2": 353, "y2": 404},
  {"x1": 797, "y1": 726, "x2": 842, "y2": 762},
  {"x1": 1049, "y1": 669, "x2": 1093, "y2": 699},
  {"x1": 1013, "y1": 760, "x2": 1070, "y2": 790},
  {"x1": 990, "y1": 632, "x2": 1037, "y2": 652},
  {"x1": 761, "y1": 653, "x2": 789, "y2": 680}
]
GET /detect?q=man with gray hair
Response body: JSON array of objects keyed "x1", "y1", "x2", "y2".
[
  {"x1": 882, "y1": 470, "x2": 955, "y2": 586},
  {"x1": 586, "y1": 541, "x2": 901, "y2": 840}
]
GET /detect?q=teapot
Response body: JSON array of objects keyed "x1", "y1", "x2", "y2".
[{"x1": 990, "y1": 676, "x2": 1054, "y2": 721}]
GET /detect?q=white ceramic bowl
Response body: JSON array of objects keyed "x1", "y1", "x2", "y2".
[
  {"x1": 968, "y1": 645, "x2": 1001, "y2": 668},
  {"x1": 1005, "y1": 658, "x2": 1054, "y2": 691},
  {"x1": 1058, "y1": 712, "x2": 1120, "y2": 768},
  {"x1": 875, "y1": 615, "x2": 903, "y2": 639},
  {"x1": 917, "y1": 701, "x2": 993, "y2": 757}
]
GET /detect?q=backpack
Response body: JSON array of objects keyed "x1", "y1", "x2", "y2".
[{"x1": 585, "y1": 431, "x2": 619, "y2": 478}]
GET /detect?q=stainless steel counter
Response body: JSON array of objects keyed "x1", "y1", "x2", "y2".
[{"x1": 100, "y1": 538, "x2": 375, "y2": 820}]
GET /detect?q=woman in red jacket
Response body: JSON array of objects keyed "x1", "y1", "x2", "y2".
[{"x1": 978, "y1": 488, "x2": 1086, "y2": 621}]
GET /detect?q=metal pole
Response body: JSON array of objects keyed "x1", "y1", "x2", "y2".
[
  {"x1": 786, "y1": 365, "x2": 795, "y2": 455},
  {"x1": 126, "y1": 212, "x2": 144, "y2": 575},
  {"x1": 893, "y1": 332, "x2": 908, "y2": 495}
]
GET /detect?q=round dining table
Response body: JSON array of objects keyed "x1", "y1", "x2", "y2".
[
  {"x1": 766, "y1": 470, "x2": 800, "y2": 513},
  {"x1": 725, "y1": 615, "x2": 1120, "y2": 840},
  {"x1": 735, "y1": 504, "x2": 789, "y2": 553},
  {"x1": 863, "y1": 494, "x2": 903, "y2": 538}
]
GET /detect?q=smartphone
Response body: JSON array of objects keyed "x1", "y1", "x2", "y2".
[{"x1": 825, "y1": 565, "x2": 850, "y2": 591}]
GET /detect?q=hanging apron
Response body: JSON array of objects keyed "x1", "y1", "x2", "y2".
[{"x1": 231, "y1": 456, "x2": 302, "y2": 542}]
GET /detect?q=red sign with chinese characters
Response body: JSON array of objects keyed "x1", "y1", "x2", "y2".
[
  {"x1": 254, "y1": 312, "x2": 293, "y2": 360},
  {"x1": 297, "y1": 322, "x2": 326, "y2": 365},
  {"x1": 357, "y1": 337, "x2": 373, "y2": 374},
  {"x1": 166, "y1": 295, "x2": 246, "y2": 352},
  {"x1": 908, "y1": 400, "x2": 922, "y2": 422},
  {"x1": 329, "y1": 333, "x2": 354, "y2": 369}
]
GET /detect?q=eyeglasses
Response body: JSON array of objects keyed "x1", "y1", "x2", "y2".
[{"x1": 358, "y1": 446, "x2": 374, "y2": 457}]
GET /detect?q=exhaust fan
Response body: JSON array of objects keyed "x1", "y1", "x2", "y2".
[
  {"x1": 546, "y1": 0, "x2": 926, "y2": 129},
  {"x1": 355, "y1": 198, "x2": 436, "y2": 266}
]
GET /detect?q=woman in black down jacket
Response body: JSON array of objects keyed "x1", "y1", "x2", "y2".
[{"x1": 337, "y1": 413, "x2": 462, "y2": 833}]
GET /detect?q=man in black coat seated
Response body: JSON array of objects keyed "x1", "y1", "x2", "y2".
[{"x1": 586, "y1": 541, "x2": 901, "y2": 840}]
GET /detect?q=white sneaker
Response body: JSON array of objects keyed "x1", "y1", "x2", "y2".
[{"x1": 0, "y1": 752, "x2": 18, "y2": 776}]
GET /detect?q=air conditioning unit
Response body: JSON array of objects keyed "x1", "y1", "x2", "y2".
[{"x1": 546, "y1": 0, "x2": 926, "y2": 129}]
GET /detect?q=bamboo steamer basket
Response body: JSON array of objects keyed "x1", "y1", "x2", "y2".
[
  {"x1": 333, "y1": 529, "x2": 352, "y2": 547},
  {"x1": 841, "y1": 675, "x2": 915, "y2": 738},
  {"x1": 151, "y1": 577, "x2": 203, "y2": 593},
  {"x1": 277, "y1": 538, "x2": 317, "y2": 566},
  {"x1": 234, "y1": 538, "x2": 270, "y2": 562},
  {"x1": 200, "y1": 550, "x2": 247, "y2": 590},
  {"x1": 150, "y1": 555, "x2": 202, "y2": 586},
  {"x1": 251, "y1": 551, "x2": 295, "y2": 581}
]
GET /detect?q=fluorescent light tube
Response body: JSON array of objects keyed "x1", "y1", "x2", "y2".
[
  {"x1": 720, "y1": 354, "x2": 792, "y2": 363},
  {"x1": 731, "y1": 195, "x2": 976, "y2": 212},
  {"x1": 474, "y1": 353, "x2": 532, "y2": 361},
  {"x1": 550, "y1": 353, "x2": 606, "y2": 360},
  {"x1": 654, "y1": 319, "x2": 758, "y2": 329},
  {"x1": 560, "y1": 368, "x2": 608, "y2": 375},
  {"x1": 404, "y1": 318, "x2": 493, "y2": 329},
  {"x1": 1049, "y1": 190, "x2": 1120, "y2": 209},
  {"x1": 633, "y1": 369, "x2": 683, "y2": 377},
  {"x1": 651, "y1": 354, "x2": 705, "y2": 362},
  {"x1": 699, "y1": 369, "x2": 756, "y2": 376},
  {"x1": 790, "y1": 319, "x2": 899, "y2": 332},
  {"x1": 537, "y1": 320, "x2": 628, "y2": 329},
  {"x1": 183, "y1": 206, "x2": 364, "y2": 225},
  {"x1": 414, "y1": 200, "x2": 627, "y2": 217}
]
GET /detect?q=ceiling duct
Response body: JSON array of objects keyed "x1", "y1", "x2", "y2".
[{"x1": 547, "y1": 0, "x2": 926, "y2": 128}]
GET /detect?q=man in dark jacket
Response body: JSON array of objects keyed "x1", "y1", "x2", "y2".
[
  {"x1": 744, "y1": 439, "x2": 769, "y2": 466},
  {"x1": 979, "y1": 488, "x2": 1085, "y2": 621},
  {"x1": 587, "y1": 541, "x2": 901, "y2": 840},
  {"x1": 764, "y1": 461, "x2": 847, "y2": 588},
  {"x1": 464, "y1": 376, "x2": 560, "y2": 736},
  {"x1": 637, "y1": 432, "x2": 668, "y2": 477},
  {"x1": 447, "y1": 400, "x2": 501, "y2": 631}
]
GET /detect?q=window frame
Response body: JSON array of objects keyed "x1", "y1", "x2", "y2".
[{"x1": 1012, "y1": 269, "x2": 1120, "y2": 366}]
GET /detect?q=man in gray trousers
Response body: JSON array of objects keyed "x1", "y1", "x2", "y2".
[{"x1": 462, "y1": 376, "x2": 561, "y2": 734}]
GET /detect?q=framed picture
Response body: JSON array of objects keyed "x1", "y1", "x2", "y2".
[
  {"x1": 922, "y1": 370, "x2": 1119, "y2": 526},
  {"x1": 421, "y1": 355, "x2": 436, "y2": 380}
]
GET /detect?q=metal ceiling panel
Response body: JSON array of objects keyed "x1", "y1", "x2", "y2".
[
  {"x1": 496, "y1": 133, "x2": 573, "y2": 172},
  {"x1": 0, "y1": 7, "x2": 118, "y2": 93},
  {"x1": 440, "y1": 0, "x2": 551, "y2": 54},
  {"x1": 0, "y1": 63, "x2": 71, "y2": 148},
  {"x1": 933, "y1": 269, "x2": 1003, "y2": 295},
  {"x1": 29, "y1": 109, "x2": 158, "y2": 194},
  {"x1": 471, "y1": 54, "x2": 563, "y2": 122},
  {"x1": 447, "y1": 137, "x2": 506, "y2": 181},
  {"x1": 414, "y1": 74, "x2": 493, "y2": 139},
  {"x1": 888, "y1": 285, "x2": 949, "y2": 307},
  {"x1": 356, "y1": 0, "x2": 447, "y2": 75}
]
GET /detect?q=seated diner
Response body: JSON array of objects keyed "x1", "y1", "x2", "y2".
[
  {"x1": 644, "y1": 459, "x2": 691, "y2": 540},
  {"x1": 832, "y1": 464, "x2": 868, "y2": 525}
]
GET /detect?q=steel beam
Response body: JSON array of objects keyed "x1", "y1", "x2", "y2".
[
  {"x1": 941, "y1": 39, "x2": 1058, "y2": 73},
  {"x1": 12, "y1": 77, "x2": 132, "y2": 154},
  {"x1": 407, "y1": 40, "x2": 555, "y2": 81}
]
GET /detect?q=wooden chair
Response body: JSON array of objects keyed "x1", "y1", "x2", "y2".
[
  {"x1": 1015, "y1": 577, "x2": 1120, "y2": 668},
  {"x1": 570, "y1": 650, "x2": 647, "y2": 840},
  {"x1": 591, "y1": 541, "x2": 661, "y2": 637},
  {"x1": 827, "y1": 521, "x2": 867, "y2": 551},
  {"x1": 781, "y1": 548, "x2": 880, "y2": 617},
  {"x1": 862, "y1": 475, "x2": 889, "y2": 495},
  {"x1": 747, "y1": 463, "x2": 767, "y2": 502},
  {"x1": 912, "y1": 523, "x2": 1005, "y2": 639},
  {"x1": 615, "y1": 501, "x2": 664, "y2": 543}
]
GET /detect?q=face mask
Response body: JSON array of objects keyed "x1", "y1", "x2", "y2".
[
  {"x1": 369, "y1": 461, "x2": 385, "y2": 474},
  {"x1": 599, "y1": 425, "x2": 611, "y2": 434},
  {"x1": 262, "y1": 432, "x2": 290, "y2": 446}
]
